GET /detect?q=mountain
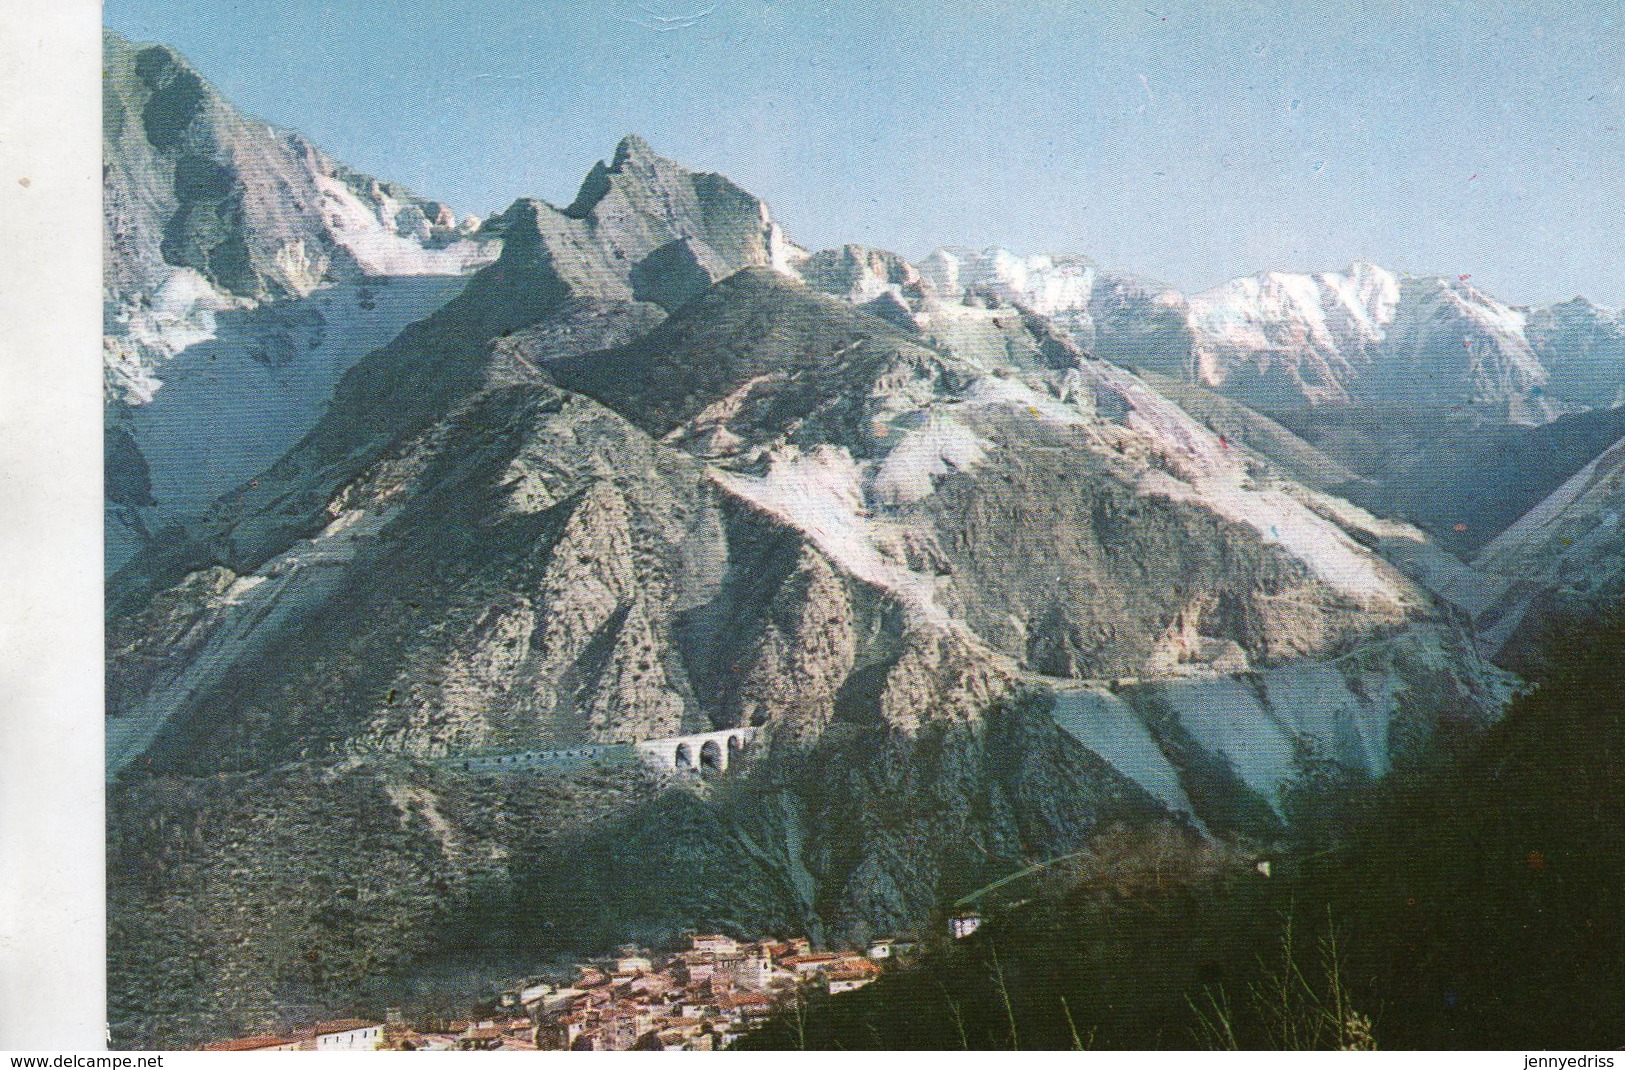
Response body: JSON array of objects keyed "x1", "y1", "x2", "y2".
[
  {"x1": 102, "y1": 30, "x2": 498, "y2": 570},
  {"x1": 108, "y1": 158, "x2": 1508, "y2": 1047},
  {"x1": 1185, "y1": 267, "x2": 1555, "y2": 419},
  {"x1": 104, "y1": 125, "x2": 1522, "y2": 1047},
  {"x1": 1477, "y1": 432, "x2": 1625, "y2": 590},
  {"x1": 914, "y1": 250, "x2": 1625, "y2": 578},
  {"x1": 919, "y1": 250, "x2": 1625, "y2": 426},
  {"x1": 102, "y1": 30, "x2": 489, "y2": 314}
]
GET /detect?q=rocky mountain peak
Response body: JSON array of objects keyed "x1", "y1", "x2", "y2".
[
  {"x1": 560, "y1": 134, "x2": 663, "y2": 217},
  {"x1": 484, "y1": 136, "x2": 803, "y2": 317},
  {"x1": 613, "y1": 132, "x2": 659, "y2": 167},
  {"x1": 103, "y1": 29, "x2": 488, "y2": 307}
]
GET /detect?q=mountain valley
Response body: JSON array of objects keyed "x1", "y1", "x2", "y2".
[{"x1": 100, "y1": 32, "x2": 1625, "y2": 1050}]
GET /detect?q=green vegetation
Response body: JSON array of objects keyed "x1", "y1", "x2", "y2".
[{"x1": 740, "y1": 615, "x2": 1625, "y2": 1049}]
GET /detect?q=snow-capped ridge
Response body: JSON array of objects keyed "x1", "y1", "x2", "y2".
[{"x1": 904, "y1": 242, "x2": 1625, "y2": 421}]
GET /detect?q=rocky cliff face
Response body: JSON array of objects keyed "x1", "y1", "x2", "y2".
[
  {"x1": 103, "y1": 31, "x2": 499, "y2": 571},
  {"x1": 103, "y1": 29, "x2": 492, "y2": 400},
  {"x1": 103, "y1": 31, "x2": 485, "y2": 310},
  {"x1": 108, "y1": 93, "x2": 1525, "y2": 1044}
]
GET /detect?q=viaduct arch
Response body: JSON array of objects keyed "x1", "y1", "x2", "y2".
[
  {"x1": 634, "y1": 727, "x2": 758, "y2": 773},
  {"x1": 442, "y1": 727, "x2": 761, "y2": 777}
]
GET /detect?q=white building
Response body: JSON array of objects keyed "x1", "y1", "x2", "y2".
[
  {"x1": 689, "y1": 933, "x2": 739, "y2": 955},
  {"x1": 313, "y1": 1020, "x2": 384, "y2": 1050}
]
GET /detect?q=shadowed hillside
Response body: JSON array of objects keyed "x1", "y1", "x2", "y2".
[{"x1": 738, "y1": 614, "x2": 1625, "y2": 1050}]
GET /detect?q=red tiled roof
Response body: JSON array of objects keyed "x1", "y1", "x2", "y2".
[
  {"x1": 827, "y1": 963, "x2": 881, "y2": 980},
  {"x1": 780, "y1": 953, "x2": 839, "y2": 966},
  {"x1": 199, "y1": 1034, "x2": 293, "y2": 1051}
]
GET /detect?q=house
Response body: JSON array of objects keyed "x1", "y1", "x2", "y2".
[
  {"x1": 455, "y1": 1025, "x2": 505, "y2": 1050},
  {"x1": 378, "y1": 1030, "x2": 439, "y2": 1051},
  {"x1": 648, "y1": 1021, "x2": 715, "y2": 1051},
  {"x1": 627, "y1": 973, "x2": 675, "y2": 1000},
  {"x1": 779, "y1": 952, "x2": 841, "y2": 977},
  {"x1": 950, "y1": 912, "x2": 983, "y2": 939},
  {"x1": 198, "y1": 1033, "x2": 300, "y2": 1051},
  {"x1": 498, "y1": 1034, "x2": 538, "y2": 1051},
  {"x1": 718, "y1": 951, "x2": 774, "y2": 991},
  {"x1": 677, "y1": 996, "x2": 715, "y2": 1019},
  {"x1": 409, "y1": 1033, "x2": 459, "y2": 1051},
  {"x1": 533, "y1": 986, "x2": 585, "y2": 1016},
  {"x1": 536, "y1": 1012, "x2": 590, "y2": 1051},
  {"x1": 675, "y1": 955, "x2": 716, "y2": 985},
  {"x1": 761, "y1": 936, "x2": 811, "y2": 959},
  {"x1": 866, "y1": 937, "x2": 917, "y2": 960},
  {"x1": 597, "y1": 1006, "x2": 643, "y2": 1050},
  {"x1": 825, "y1": 960, "x2": 882, "y2": 994},
  {"x1": 311, "y1": 1019, "x2": 385, "y2": 1050},
  {"x1": 716, "y1": 991, "x2": 774, "y2": 1022},
  {"x1": 689, "y1": 933, "x2": 739, "y2": 955},
  {"x1": 614, "y1": 954, "x2": 654, "y2": 976}
]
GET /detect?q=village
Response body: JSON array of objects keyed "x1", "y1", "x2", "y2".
[{"x1": 197, "y1": 927, "x2": 943, "y2": 1051}]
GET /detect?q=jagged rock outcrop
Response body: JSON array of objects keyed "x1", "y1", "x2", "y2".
[
  {"x1": 549, "y1": 267, "x2": 957, "y2": 456},
  {"x1": 104, "y1": 127, "x2": 807, "y2": 606},
  {"x1": 797, "y1": 244, "x2": 924, "y2": 305},
  {"x1": 103, "y1": 29, "x2": 483, "y2": 311},
  {"x1": 487, "y1": 133, "x2": 802, "y2": 313},
  {"x1": 917, "y1": 247, "x2": 1098, "y2": 336}
]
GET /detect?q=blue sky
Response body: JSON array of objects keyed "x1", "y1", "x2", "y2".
[{"x1": 104, "y1": 0, "x2": 1625, "y2": 305}]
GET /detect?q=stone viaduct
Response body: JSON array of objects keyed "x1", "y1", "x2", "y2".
[
  {"x1": 633, "y1": 727, "x2": 758, "y2": 773},
  {"x1": 443, "y1": 727, "x2": 759, "y2": 776}
]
